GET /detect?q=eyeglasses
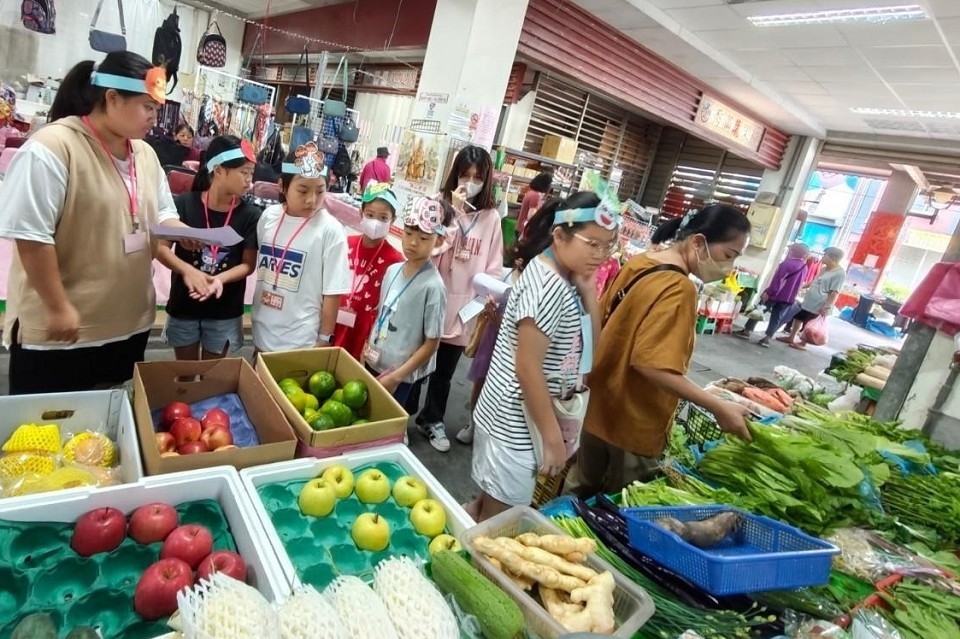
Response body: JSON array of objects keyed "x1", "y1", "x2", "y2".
[{"x1": 574, "y1": 233, "x2": 618, "y2": 255}]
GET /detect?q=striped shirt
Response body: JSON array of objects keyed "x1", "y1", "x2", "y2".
[{"x1": 474, "y1": 256, "x2": 584, "y2": 453}]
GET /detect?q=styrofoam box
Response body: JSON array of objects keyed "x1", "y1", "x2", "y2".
[
  {"x1": 240, "y1": 444, "x2": 475, "y2": 588},
  {"x1": 0, "y1": 466, "x2": 290, "y2": 605},
  {"x1": 461, "y1": 506, "x2": 656, "y2": 638},
  {"x1": 0, "y1": 390, "x2": 142, "y2": 501}
]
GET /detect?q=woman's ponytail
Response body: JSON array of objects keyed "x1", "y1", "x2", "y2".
[
  {"x1": 191, "y1": 162, "x2": 212, "y2": 192},
  {"x1": 651, "y1": 216, "x2": 683, "y2": 245},
  {"x1": 653, "y1": 204, "x2": 751, "y2": 245},
  {"x1": 48, "y1": 61, "x2": 97, "y2": 122}
]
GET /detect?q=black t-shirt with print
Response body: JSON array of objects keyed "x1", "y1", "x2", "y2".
[{"x1": 167, "y1": 191, "x2": 261, "y2": 320}]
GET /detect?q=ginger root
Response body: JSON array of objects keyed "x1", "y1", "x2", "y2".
[
  {"x1": 490, "y1": 556, "x2": 535, "y2": 591},
  {"x1": 556, "y1": 571, "x2": 617, "y2": 634},
  {"x1": 541, "y1": 587, "x2": 582, "y2": 619},
  {"x1": 516, "y1": 533, "x2": 597, "y2": 556},
  {"x1": 474, "y1": 536, "x2": 586, "y2": 592},
  {"x1": 491, "y1": 536, "x2": 597, "y2": 582}
]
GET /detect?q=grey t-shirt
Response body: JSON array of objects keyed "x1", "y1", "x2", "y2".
[
  {"x1": 368, "y1": 262, "x2": 446, "y2": 384},
  {"x1": 801, "y1": 266, "x2": 845, "y2": 312}
]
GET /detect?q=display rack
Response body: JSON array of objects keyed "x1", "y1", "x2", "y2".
[
  {"x1": 194, "y1": 66, "x2": 276, "y2": 109},
  {"x1": 180, "y1": 67, "x2": 277, "y2": 150},
  {"x1": 497, "y1": 147, "x2": 577, "y2": 213}
]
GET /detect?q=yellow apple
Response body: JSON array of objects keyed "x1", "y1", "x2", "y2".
[
  {"x1": 298, "y1": 478, "x2": 337, "y2": 517},
  {"x1": 352, "y1": 513, "x2": 390, "y2": 552},
  {"x1": 321, "y1": 465, "x2": 355, "y2": 499},
  {"x1": 410, "y1": 498, "x2": 446, "y2": 537}
]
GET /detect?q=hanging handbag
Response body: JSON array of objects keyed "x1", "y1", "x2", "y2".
[
  {"x1": 197, "y1": 20, "x2": 227, "y2": 67},
  {"x1": 284, "y1": 46, "x2": 312, "y2": 115},
  {"x1": 290, "y1": 125, "x2": 316, "y2": 151},
  {"x1": 318, "y1": 136, "x2": 339, "y2": 155},
  {"x1": 237, "y1": 27, "x2": 269, "y2": 105},
  {"x1": 322, "y1": 56, "x2": 348, "y2": 117},
  {"x1": 522, "y1": 374, "x2": 590, "y2": 464},
  {"x1": 338, "y1": 114, "x2": 359, "y2": 143},
  {"x1": 89, "y1": 0, "x2": 126, "y2": 53}
]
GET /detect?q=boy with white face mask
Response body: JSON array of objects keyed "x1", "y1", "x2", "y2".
[{"x1": 333, "y1": 182, "x2": 404, "y2": 360}]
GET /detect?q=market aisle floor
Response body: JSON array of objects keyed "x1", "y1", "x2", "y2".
[{"x1": 0, "y1": 316, "x2": 900, "y2": 504}]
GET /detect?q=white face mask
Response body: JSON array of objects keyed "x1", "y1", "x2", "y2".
[
  {"x1": 459, "y1": 179, "x2": 483, "y2": 198},
  {"x1": 360, "y1": 217, "x2": 390, "y2": 240}
]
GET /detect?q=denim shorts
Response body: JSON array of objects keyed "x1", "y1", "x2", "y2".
[{"x1": 164, "y1": 316, "x2": 244, "y2": 354}]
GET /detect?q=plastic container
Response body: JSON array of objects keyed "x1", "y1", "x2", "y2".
[
  {"x1": 240, "y1": 444, "x2": 474, "y2": 590},
  {"x1": 624, "y1": 505, "x2": 838, "y2": 595},
  {"x1": 0, "y1": 389, "x2": 142, "y2": 501},
  {"x1": 0, "y1": 466, "x2": 288, "y2": 638},
  {"x1": 460, "y1": 506, "x2": 655, "y2": 638}
]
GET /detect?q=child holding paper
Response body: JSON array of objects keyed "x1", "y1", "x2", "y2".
[{"x1": 364, "y1": 197, "x2": 451, "y2": 406}]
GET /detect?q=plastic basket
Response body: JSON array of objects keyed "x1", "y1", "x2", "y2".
[
  {"x1": 676, "y1": 401, "x2": 722, "y2": 445},
  {"x1": 623, "y1": 505, "x2": 838, "y2": 596},
  {"x1": 461, "y1": 506, "x2": 655, "y2": 638},
  {"x1": 532, "y1": 462, "x2": 572, "y2": 507}
]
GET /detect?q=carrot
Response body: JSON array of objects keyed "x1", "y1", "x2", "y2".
[
  {"x1": 768, "y1": 388, "x2": 794, "y2": 408},
  {"x1": 742, "y1": 387, "x2": 789, "y2": 413}
]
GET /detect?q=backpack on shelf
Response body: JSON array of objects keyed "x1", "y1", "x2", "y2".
[
  {"x1": 152, "y1": 8, "x2": 182, "y2": 93},
  {"x1": 21, "y1": 0, "x2": 56, "y2": 34},
  {"x1": 197, "y1": 21, "x2": 226, "y2": 67}
]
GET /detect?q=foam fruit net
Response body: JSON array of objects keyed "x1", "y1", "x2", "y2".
[
  {"x1": 373, "y1": 556, "x2": 459, "y2": 639},
  {"x1": 177, "y1": 573, "x2": 275, "y2": 639},
  {"x1": 278, "y1": 584, "x2": 348, "y2": 639},
  {"x1": 325, "y1": 575, "x2": 399, "y2": 639}
]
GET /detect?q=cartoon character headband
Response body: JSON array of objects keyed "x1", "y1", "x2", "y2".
[
  {"x1": 206, "y1": 139, "x2": 257, "y2": 172},
  {"x1": 402, "y1": 197, "x2": 446, "y2": 236},
  {"x1": 553, "y1": 181, "x2": 623, "y2": 231},
  {"x1": 91, "y1": 67, "x2": 167, "y2": 104},
  {"x1": 362, "y1": 181, "x2": 399, "y2": 212},
  {"x1": 282, "y1": 142, "x2": 328, "y2": 179}
]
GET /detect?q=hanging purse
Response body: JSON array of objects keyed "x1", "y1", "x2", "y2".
[
  {"x1": 197, "y1": 20, "x2": 227, "y2": 67},
  {"x1": 89, "y1": 0, "x2": 126, "y2": 53},
  {"x1": 237, "y1": 27, "x2": 269, "y2": 105},
  {"x1": 318, "y1": 137, "x2": 339, "y2": 155},
  {"x1": 284, "y1": 46, "x2": 312, "y2": 115},
  {"x1": 338, "y1": 114, "x2": 359, "y2": 143},
  {"x1": 322, "y1": 56, "x2": 348, "y2": 117}
]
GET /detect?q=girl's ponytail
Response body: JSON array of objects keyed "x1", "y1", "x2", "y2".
[
  {"x1": 48, "y1": 61, "x2": 97, "y2": 122},
  {"x1": 191, "y1": 161, "x2": 213, "y2": 192}
]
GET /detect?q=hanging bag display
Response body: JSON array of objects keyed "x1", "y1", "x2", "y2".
[
  {"x1": 152, "y1": 8, "x2": 182, "y2": 93},
  {"x1": 338, "y1": 114, "x2": 359, "y2": 143},
  {"x1": 284, "y1": 46, "x2": 312, "y2": 115},
  {"x1": 89, "y1": 0, "x2": 126, "y2": 53},
  {"x1": 197, "y1": 20, "x2": 227, "y2": 67},
  {"x1": 237, "y1": 27, "x2": 269, "y2": 105},
  {"x1": 21, "y1": 0, "x2": 56, "y2": 35},
  {"x1": 322, "y1": 56, "x2": 348, "y2": 117}
]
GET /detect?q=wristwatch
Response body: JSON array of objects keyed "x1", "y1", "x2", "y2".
[{"x1": 318, "y1": 333, "x2": 333, "y2": 345}]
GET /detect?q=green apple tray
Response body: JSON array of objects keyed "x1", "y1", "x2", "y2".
[
  {"x1": 0, "y1": 467, "x2": 289, "y2": 639},
  {"x1": 241, "y1": 444, "x2": 475, "y2": 590}
]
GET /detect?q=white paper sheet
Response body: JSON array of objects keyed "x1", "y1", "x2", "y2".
[
  {"x1": 150, "y1": 225, "x2": 244, "y2": 247},
  {"x1": 458, "y1": 296, "x2": 486, "y2": 324},
  {"x1": 472, "y1": 272, "x2": 512, "y2": 302}
]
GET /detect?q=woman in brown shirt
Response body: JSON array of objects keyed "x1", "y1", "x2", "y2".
[{"x1": 566, "y1": 204, "x2": 755, "y2": 497}]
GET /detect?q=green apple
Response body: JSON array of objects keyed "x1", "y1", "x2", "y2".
[
  {"x1": 297, "y1": 478, "x2": 337, "y2": 517},
  {"x1": 352, "y1": 513, "x2": 390, "y2": 552},
  {"x1": 428, "y1": 533, "x2": 462, "y2": 556},
  {"x1": 321, "y1": 465, "x2": 355, "y2": 499},
  {"x1": 410, "y1": 498, "x2": 446, "y2": 537},
  {"x1": 391, "y1": 475, "x2": 428, "y2": 508},
  {"x1": 355, "y1": 469, "x2": 391, "y2": 504}
]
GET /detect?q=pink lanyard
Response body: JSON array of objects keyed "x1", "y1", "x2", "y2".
[
  {"x1": 269, "y1": 208, "x2": 312, "y2": 290},
  {"x1": 348, "y1": 239, "x2": 386, "y2": 303},
  {"x1": 82, "y1": 116, "x2": 138, "y2": 229},
  {"x1": 202, "y1": 193, "x2": 237, "y2": 260}
]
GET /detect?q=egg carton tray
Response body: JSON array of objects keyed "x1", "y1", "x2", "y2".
[
  {"x1": 240, "y1": 444, "x2": 474, "y2": 590},
  {"x1": 0, "y1": 466, "x2": 289, "y2": 639}
]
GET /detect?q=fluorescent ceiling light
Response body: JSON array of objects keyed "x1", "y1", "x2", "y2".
[
  {"x1": 851, "y1": 107, "x2": 960, "y2": 119},
  {"x1": 749, "y1": 5, "x2": 925, "y2": 27}
]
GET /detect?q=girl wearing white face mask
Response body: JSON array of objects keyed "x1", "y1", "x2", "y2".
[
  {"x1": 408, "y1": 145, "x2": 504, "y2": 453},
  {"x1": 333, "y1": 182, "x2": 404, "y2": 360},
  {"x1": 565, "y1": 204, "x2": 755, "y2": 499}
]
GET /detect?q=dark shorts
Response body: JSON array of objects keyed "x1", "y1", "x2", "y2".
[{"x1": 794, "y1": 309, "x2": 819, "y2": 326}]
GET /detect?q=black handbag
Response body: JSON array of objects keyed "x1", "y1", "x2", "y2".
[
  {"x1": 197, "y1": 21, "x2": 227, "y2": 67},
  {"x1": 284, "y1": 46, "x2": 312, "y2": 115},
  {"x1": 89, "y1": 0, "x2": 126, "y2": 53}
]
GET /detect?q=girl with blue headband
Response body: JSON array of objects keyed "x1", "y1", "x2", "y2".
[{"x1": 156, "y1": 135, "x2": 260, "y2": 359}]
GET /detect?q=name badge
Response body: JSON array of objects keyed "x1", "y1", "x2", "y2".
[
  {"x1": 455, "y1": 249, "x2": 472, "y2": 262},
  {"x1": 123, "y1": 232, "x2": 147, "y2": 254},
  {"x1": 365, "y1": 346, "x2": 381, "y2": 367},
  {"x1": 261, "y1": 290, "x2": 284, "y2": 311},
  {"x1": 337, "y1": 308, "x2": 357, "y2": 328}
]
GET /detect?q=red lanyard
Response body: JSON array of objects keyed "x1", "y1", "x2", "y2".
[
  {"x1": 202, "y1": 193, "x2": 237, "y2": 260},
  {"x1": 82, "y1": 116, "x2": 138, "y2": 229},
  {"x1": 269, "y1": 207, "x2": 313, "y2": 290},
  {"x1": 348, "y1": 238, "x2": 386, "y2": 302}
]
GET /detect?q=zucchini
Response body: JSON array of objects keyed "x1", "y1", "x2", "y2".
[
  {"x1": 855, "y1": 373, "x2": 886, "y2": 391},
  {"x1": 431, "y1": 550, "x2": 524, "y2": 639},
  {"x1": 864, "y1": 365, "x2": 891, "y2": 381},
  {"x1": 12, "y1": 613, "x2": 57, "y2": 639}
]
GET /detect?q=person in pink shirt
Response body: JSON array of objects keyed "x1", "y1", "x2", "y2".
[
  {"x1": 359, "y1": 147, "x2": 392, "y2": 191},
  {"x1": 515, "y1": 172, "x2": 552, "y2": 240},
  {"x1": 409, "y1": 145, "x2": 504, "y2": 452}
]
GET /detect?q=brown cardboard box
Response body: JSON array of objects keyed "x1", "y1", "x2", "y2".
[
  {"x1": 133, "y1": 358, "x2": 296, "y2": 475},
  {"x1": 541, "y1": 134, "x2": 578, "y2": 164},
  {"x1": 256, "y1": 348, "x2": 408, "y2": 451}
]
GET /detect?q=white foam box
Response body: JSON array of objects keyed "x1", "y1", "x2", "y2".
[
  {"x1": 0, "y1": 466, "x2": 290, "y2": 603},
  {"x1": 239, "y1": 444, "x2": 474, "y2": 589},
  {"x1": 0, "y1": 390, "x2": 142, "y2": 501}
]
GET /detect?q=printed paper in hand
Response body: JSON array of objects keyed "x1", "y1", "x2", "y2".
[{"x1": 472, "y1": 272, "x2": 512, "y2": 302}]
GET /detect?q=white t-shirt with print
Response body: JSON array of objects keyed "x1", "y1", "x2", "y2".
[{"x1": 252, "y1": 204, "x2": 351, "y2": 352}]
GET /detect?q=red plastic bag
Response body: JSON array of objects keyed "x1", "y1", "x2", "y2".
[
  {"x1": 901, "y1": 262, "x2": 960, "y2": 336},
  {"x1": 802, "y1": 315, "x2": 829, "y2": 346}
]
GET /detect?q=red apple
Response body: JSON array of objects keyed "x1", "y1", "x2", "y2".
[
  {"x1": 200, "y1": 425, "x2": 233, "y2": 451},
  {"x1": 134, "y1": 558, "x2": 193, "y2": 620},
  {"x1": 197, "y1": 550, "x2": 247, "y2": 583},
  {"x1": 169, "y1": 417, "x2": 202, "y2": 447},
  {"x1": 71, "y1": 507, "x2": 127, "y2": 557},
  {"x1": 177, "y1": 440, "x2": 209, "y2": 455},
  {"x1": 128, "y1": 503, "x2": 179, "y2": 545},
  {"x1": 155, "y1": 432, "x2": 176, "y2": 454},
  {"x1": 201, "y1": 408, "x2": 230, "y2": 431},
  {"x1": 160, "y1": 402, "x2": 192, "y2": 430},
  {"x1": 161, "y1": 525, "x2": 214, "y2": 568}
]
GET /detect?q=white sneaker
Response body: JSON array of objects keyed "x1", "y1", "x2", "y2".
[
  {"x1": 456, "y1": 422, "x2": 474, "y2": 445},
  {"x1": 419, "y1": 422, "x2": 451, "y2": 452}
]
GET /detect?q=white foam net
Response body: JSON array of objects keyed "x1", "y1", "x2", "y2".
[
  {"x1": 373, "y1": 557, "x2": 459, "y2": 639},
  {"x1": 278, "y1": 584, "x2": 349, "y2": 639},
  {"x1": 176, "y1": 573, "x2": 276, "y2": 639},
  {"x1": 324, "y1": 575, "x2": 400, "y2": 639}
]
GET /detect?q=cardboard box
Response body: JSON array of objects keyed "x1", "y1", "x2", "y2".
[
  {"x1": 133, "y1": 358, "x2": 297, "y2": 475},
  {"x1": 256, "y1": 348, "x2": 408, "y2": 453},
  {"x1": 541, "y1": 134, "x2": 578, "y2": 164}
]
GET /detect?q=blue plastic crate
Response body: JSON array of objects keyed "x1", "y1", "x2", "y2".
[{"x1": 623, "y1": 505, "x2": 838, "y2": 596}]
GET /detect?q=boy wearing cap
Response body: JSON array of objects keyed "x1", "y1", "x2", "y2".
[{"x1": 364, "y1": 196, "x2": 452, "y2": 405}]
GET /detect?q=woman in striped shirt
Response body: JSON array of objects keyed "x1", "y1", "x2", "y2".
[{"x1": 466, "y1": 191, "x2": 619, "y2": 522}]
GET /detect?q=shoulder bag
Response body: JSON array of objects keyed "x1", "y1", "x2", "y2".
[
  {"x1": 237, "y1": 27, "x2": 270, "y2": 105},
  {"x1": 284, "y1": 46, "x2": 312, "y2": 115},
  {"x1": 197, "y1": 20, "x2": 227, "y2": 67},
  {"x1": 89, "y1": 0, "x2": 126, "y2": 53},
  {"x1": 322, "y1": 56, "x2": 348, "y2": 118}
]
